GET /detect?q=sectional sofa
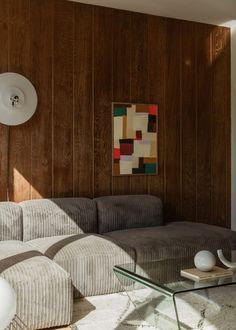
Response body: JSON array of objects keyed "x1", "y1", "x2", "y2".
[{"x1": 0, "y1": 195, "x2": 236, "y2": 329}]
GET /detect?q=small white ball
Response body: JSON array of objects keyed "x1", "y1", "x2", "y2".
[{"x1": 194, "y1": 250, "x2": 216, "y2": 272}]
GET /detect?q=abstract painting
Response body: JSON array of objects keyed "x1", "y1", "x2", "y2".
[{"x1": 112, "y1": 103, "x2": 158, "y2": 176}]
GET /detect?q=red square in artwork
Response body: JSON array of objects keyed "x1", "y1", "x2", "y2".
[
  {"x1": 113, "y1": 148, "x2": 120, "y2": 160},
  {"x1": 136, "y1": 130, "x2": 142, "y2": 140},
  {"x1": 120, "y1": 143, "x2": 133, "y2": 155},
  {"x1": 149, "y1": 105, "x2": 158, "y2": 115}
]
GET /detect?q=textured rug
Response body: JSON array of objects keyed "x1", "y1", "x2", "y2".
[{"x1": 71, "y1": 286, "x2": 236, "y2": 330}]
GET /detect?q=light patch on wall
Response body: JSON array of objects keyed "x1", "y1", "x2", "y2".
[
  {"x1": 12, "y1": 168, "x2": 42, "y2": 201},
  {"x1": 206, "y1": 25, "x2": 231, "y2": 67},
  {"x1": 184, "y1": 59, "x2": 192, "y2": 66},
  {"x1": 220, "y1": 20, "x2": 236, "y2": 28}
]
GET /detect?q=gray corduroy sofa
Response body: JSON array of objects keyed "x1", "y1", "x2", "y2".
[{"x1": 1, "y1": 195, "x2": 236, "y2": 329}]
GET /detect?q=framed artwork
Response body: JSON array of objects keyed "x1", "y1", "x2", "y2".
[{"x1": 112, "y1": 102, "x2": 158, "y2": 176}]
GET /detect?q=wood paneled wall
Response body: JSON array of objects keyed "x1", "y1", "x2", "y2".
[{"x1": 0, "y1": 0, "x2": 231, "y2": 227}]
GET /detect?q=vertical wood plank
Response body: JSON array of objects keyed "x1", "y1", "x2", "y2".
[
  {"x1": 74, "y1": 3, "x2": 94, "y2": 197},
  {"x1": 147, "y1": 15, "x2": 166, "y2": 200},
  {"x1": 0, "y1": 0, "x2": 9, "y2": 200},
  {"x1": 112, "y1": 9, "x2": 131, "y2": 195},
  {"x1": 30, "y1": 0, "x2": 53, "y2": 199},
  {"x1": 164, "y1": 19, "x2": 181, "y2": 221},
  {"x1": 8, "y1": 0, "x2": 31, "y2": 202},
  {"x1": 181, "y1": 21, "x2": 197, "y2": 221},
  {"x1": 211, "y1": 27, "x2": 231, "y2": 227},
  {"x1": 130, "y1": 12, "x2": 149, "y2": 194},
  {"x1": 93, "y1": 6, "x2": 113, "y2": 197},
  {"x1": 196, "y1": 25, "x2": 213, "y2": 224},
  {"x1": 225, "y1": 29, "x2": 231, "y2": 229},
  {"x1": 53, "y1": 0, "x2": 74, "y2": 197}
]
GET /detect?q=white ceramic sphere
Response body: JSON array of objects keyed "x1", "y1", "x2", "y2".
[
  {"x1": 0, "y1": 278, "x2": 16, "y2": 330},
  {"x1": 194, "y1": 250, "x2": 216, "y2": 272}
]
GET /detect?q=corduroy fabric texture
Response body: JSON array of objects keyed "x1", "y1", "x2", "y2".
[
  {"x1": 95, "y1": 195, "x2": 163, "y2": 234},
  {"x1": 27, "y1": 234, "x2": 136, "y2": 298},
  {"x1": 105, "y1": 221, "x2": 236, "y2": 262},
  {"x1": 0, "y1": 202, "x2": 22, "y2": 241},
  {"x1": 0, "y1": 250, "x2": 43, "y2": 273},
  {"x1": 21, "y1": 198, "x2": 97, "y2": 241},
  {"x1": 0, "y1": 241, "x2": 73, "y2": 329}
]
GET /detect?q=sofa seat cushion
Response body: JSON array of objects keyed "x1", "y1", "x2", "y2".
[
  {"x1": 104, "y1": 222, "x2": 236, "y2": 262},
  {"x1": 95, "y1": 195, "x2": 163, "y2": 234},
  {"x1": 0, "y1": 202, "x2": 22, "y2": 241},
  {"x1": 27, "y1": 234, "x2": 135, "y2": 297},
  {"x1": 21, "y1": 198, "x2": 97, "y2": 241},
  {"x1": 0, "y1": 241, "x2": 72, "y2": 329}
]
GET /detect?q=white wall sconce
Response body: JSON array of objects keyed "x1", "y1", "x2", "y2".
[
  {"x1": 0, "y1": 72, "x2": 37, "y2": 126},
  {"x1": 0, "y1": 72, "x2": 38, "y2": 202}
]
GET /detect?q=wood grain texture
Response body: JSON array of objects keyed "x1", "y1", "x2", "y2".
[
  {"x1": 164, "y1": 19, "x2": 181, "y2": 220},
  {"x1": 53, "y1": 0, "x2": 74, "y2": 197},
  {"x1": 30, "y1": 0, "x2": 53, "y2": 199},
  {"x1": 196, "y1": 25, "x2": 213, "y2": 224},
  {"x1": 147, "y1": 15, "x2": 166, "y2": 200},
  {"x1": 225, "y1": 29, "x2": 231, "y2": 228},
  {"x1": 211, "y1": 27, "x2": 231, "y2": 227},
  {"x1": 112, "y1": 9, "x2": 131, "y2": 195},
  {"x1": 0, "y1": 0, "x2": 9, "y2": 201},
  {"x1": 94, "y1": 6, "x2": 113, "y2": 197},
  {"x1": 8, "y1": 0, "x2": 31, "y2": 202},
  {"x1": 73, "y1": 3, "x2": 94, "y2": 197},
  {"x1": 181, "y1": 21, "x2": 197, "y2": 221},
  {"x1": 0, "y1": 0, "x2": 231, "y2": 228}
]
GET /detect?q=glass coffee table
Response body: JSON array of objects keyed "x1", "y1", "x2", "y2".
[{"x1": 114, "y1": 254, "x2": 236, "y2": 330}]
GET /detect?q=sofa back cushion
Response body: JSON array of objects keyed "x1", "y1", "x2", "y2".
[
  {"x1": 95, "y1": 195, "x2": 163, "y2": 234},
  {"x1": 21, "y1": 198, "x2": 97, "y2": 241},
  {"x1": 0, "y1": 202, "x2": 23, "y2": 241}
]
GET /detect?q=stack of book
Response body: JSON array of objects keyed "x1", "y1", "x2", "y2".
[{"x1": 181, "y1": 266, "x2": 233, "y2": 282}]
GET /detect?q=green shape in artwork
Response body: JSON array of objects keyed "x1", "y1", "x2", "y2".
[
  {"x1": 114, "y1": 107, "x2": 127, "y2": 116},
  {"x1": 145, "y1": 163, "x2": 156, "y2": 174}
]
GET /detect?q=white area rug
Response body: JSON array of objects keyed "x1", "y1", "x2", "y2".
[{"x1": 72, "y1": 287, "x2": 236, "y2": 330}]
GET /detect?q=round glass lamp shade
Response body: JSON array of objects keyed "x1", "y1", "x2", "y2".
[
  {"x1": 0, "y1": 72, "x2": 37, "y2": 126},
  {"x1": 0, "y1": 278, "x2": 17, "y2": 330}
]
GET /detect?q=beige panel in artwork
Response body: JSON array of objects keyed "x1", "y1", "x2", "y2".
[
  {"x1": 123, "y1": 116, "x2": 127, "y2": 139},
  {"x1": 133, "y1": 140, "x2": 151, "y2": 157},
  {"x1": 132, "y1": 155, "x2": 139, "y2": 168},
  {"x1": 126, "y1": 129, "x2": 136, "y2": 139},
  {"x1": 127, "y1": 106, "x2": 135, "y2": 129},
  {"x1": 114, "y1": 117, "x2": 123, "y2": 142},
  {"x1": 114, "y1": 140, "x2": 120, "y2": 148},
  {"x1": 133, "y1": 114, "x2": 148, "y2": 132},
  {"x1": 120, "y1": 160, "x2": 133, "y2": 175},
  {"x1": 126, "y1": 106, "x2": 136, "y2": 138},
  {"x1": 142, "y1": 132, "x2": 156, "y2": 141},
  {"x1": 150, "y1": 140, "x2": 157, "y2": 157}
]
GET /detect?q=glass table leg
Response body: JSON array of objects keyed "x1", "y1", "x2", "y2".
[{"x1": 115, "y1": 270, "x2": 181, "y2": 329}]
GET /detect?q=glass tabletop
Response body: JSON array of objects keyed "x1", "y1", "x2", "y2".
[
  {"x1": 114, "y1": 252, "x2": 236, "y2": 330},
  {"x1": 114, "y1": 252, "x2": 236, "y2": 297}
]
